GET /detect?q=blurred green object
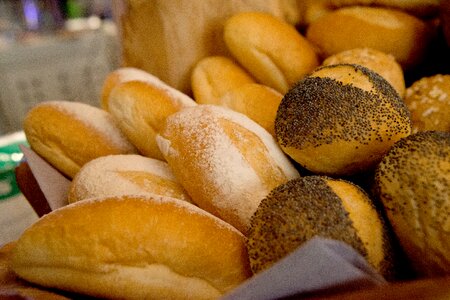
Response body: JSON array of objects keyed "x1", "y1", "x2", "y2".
[
  {"x1": 0, "y1": 132, "x2": 28, "y2": 201},
  {"x1": 66, "y1": 0, "x2": 84, "y2": 19}
]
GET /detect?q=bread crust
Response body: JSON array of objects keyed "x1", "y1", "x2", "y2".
[
  {"x1": 108, "y1": 80, "x2": 196, "y2": 160},
  {"x1": 156, "y1": 105, "x2": 299, "y2": 234},
  {"x1": 224, "y1": 12, "x2": 319, "y2": 93},
  {"x1": 306, "y1": 6, "x2": 433, "y2": 69},
  {"x1": 68, "y1": 154, "x2": 192, "y2": 204},
  {"x1": 23, "y1": 101, "x2": 137, "y2": 178},
  {"x1": 11, "y1": 195, "x2": 251, "y2": 299}
]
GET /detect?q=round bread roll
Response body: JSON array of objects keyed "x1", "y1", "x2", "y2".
[
  {"x1": 11, "y1": 195, "x2": 252, "y2": 299},
  {"x1": 219, "y1": 83, "x2": 283, "y2": 136},
  {"x1": 68, "y1": 154, "x2": 192, "y2": 204},
  {"x1": 247, "y1": 176, "x2": 397, "y2": 279},
  {"x1": 403, "y1": 74, "x2": 450, "y2": 133},
  {"x1": 156, "y1": 105, "x2": 300, "y2": 235},
  {"x1": 191, "y1": 56, "x2": 255, "y2": 105},
  {"x1": 375, "y1": 131, "x2": 450, "y2": 277},
  {"x1": 223, "y1": 12, "x2": 319, "y2": 94},
  {"x1": 275, "y1": 64, "x2": 411, "y2": 176},
  {"x1": 107, "y1": 80, "x2": 196, "y2": 160},
  {"x1": 23, "y1": 101, "x2": 137, "y2": 178},
  {"x1": 305, "y1": 6, "x2": 433, "y2": 69},
  {"x1": 322, "y1": 48, "x2": 406, "y2": 98}
]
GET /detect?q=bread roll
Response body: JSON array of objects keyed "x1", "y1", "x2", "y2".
[
  {"x1": 322, "y1": 48, "x2": 405, "y2": 98},
  {"x1": 403, "y1": 74, "x2": 450, "y2": 133},
  {"x1": 68, "y1": 154, "x2": 192, "y2": 204},
  {"x1": 298, "y1": 0, "x2": 440, "y2": 26},
  {"x1": 23, "y1": 101, "x2": 137, "y2": 178},
  {"x1": 107, "y1": 79, "x2": 196, "y2": 160},
  {"x1": 119, "y1": 0, "x2": 302, "y2": 94},
  {"x1": 375, "y1": 131, "x2": 450, "y2": 277},
  {"x1": 220, "y1": 83, "x2": 283, "y2": 136},
  {"x1": 275, "y1": 64, "x2": 411, "y2": 176},
  {"x1": 191, "y1": 56, "x2": 255, "y2": 105},
  {"x1": 223, "y1": 12, "x2": 319, "y2": 94},
  {"x1": 247, "y1": 176, "x2": 398, "y2": 279},
  {"x1": 156, "y1": 105, "x2": 300, "y2": 234},
  {"x1": 306, "y1": 6, "x2": 433, "y2": 69},
  {"x1": 11, "y1": 195, "x2": 252, "y2": 299}
]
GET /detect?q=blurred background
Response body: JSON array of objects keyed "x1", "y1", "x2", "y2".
[{"x1": 0, "y1": 0, "x2": 119, "y2": 135}]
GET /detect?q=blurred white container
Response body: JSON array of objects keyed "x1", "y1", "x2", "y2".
[{"x1": 0, "y1": 23, "x2": 119, "y2": 134}]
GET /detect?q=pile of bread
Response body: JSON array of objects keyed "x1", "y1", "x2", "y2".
[{"x1": 2, "y1": 0, "x2": 450, "y2": 299}]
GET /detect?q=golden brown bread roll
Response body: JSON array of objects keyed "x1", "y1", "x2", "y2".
[
  {"x1": 275, "y1": 64, "x2": 411, "y2": 176},
  {"x1": 247, "y1": 176, "x2": 398, "y2": 279},
  {"x1": 68, "y1": 154, "x2": 192, "y2": 204},
  {"x1": 219, "y1": 83, "x2": 283, "y2": 136},
  {"x1": 23, "y1": 101, "x2": 137, "y2": 178},
  {"x1": 375, "y1": 131, "x2": 450, "y2": 277},
  {"x1": 156, "y1": 104, "x2": 300, "y2": 234},
  {"x1": 107, "y1": 79, "x2": 196, "y2": 160},
  {"x1": 11, "y1": 195, "x2": 252, "y2": 299},
  {"x1": 322, "y1": 48, "x2": 406, "y2": 98},
  {"x1": 191, "y1": 56, "x2": 255, "y2": 105},
  {"x1": 102, "y1": 67, "x2": 157, "y2": 110},
  {"x1": 223, "y1": 12, "x2": 319, "y2": 94},
  {"x1": 298, "y1": 0, "x2": 441, "y2": 26},
  {"x1": 403, "y1": 74, "x2": 450, "y2": 133},
  {"x1": 306, "y1": 6, "x2": 433, "y2": 69}
]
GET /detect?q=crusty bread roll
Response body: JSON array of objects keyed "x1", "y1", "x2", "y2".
[
  {"x1": 375, "y1": 131, "x2": 450, "y2": 277},
  {"x1": 23, "y1": 101, "x2": 137, "y2": 178},
  {"x1": 68, "y1": 154, "x2": 192, "y2": 204},
  {"x1": 248, "y1": 176, "x2": 398, "y2": 279},
  {"x1": 223, "y1": 12, "x2": 319, "y2": 94},
  {"x1": 119, "y1": 0, "x2": 302, "y2": 94},
  {"x1": 298, "y1": 0, "x2": 440, "y2": 26},
  {"x1": 306, "y1": 6, "x2": 433, "y2": 69},
  {"x1": 219, "y1": 83, "x2": 283, "y2": 136},
  {"x1": 11, "y1": 195, "x2": 252, "y2": 299},
  {"x1": 156, "y1": 105, "x2": 300, "y2": 235},
  {"x1": 107, "y1": 79, "x2": 196, "y2": 160},
  {"x1": 403, "y1": 74, "x2": 450, "y2": 133},
  {"x1": 322, "y1": 48, "x2": 406, "y2": 98},
  {"x1": 191, "y1": 56, "x2": 255, "y2": 105},
  {"x1": 101, "y1": 67, "x2": 196, "y2": 111},
  {"x1": 275, "y1": 64, "x2": 411, "y2": 176}
]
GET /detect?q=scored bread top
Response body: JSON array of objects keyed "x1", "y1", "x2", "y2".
[{"x1": 157, "y1": 105, "x2": 299, "y2": 234}]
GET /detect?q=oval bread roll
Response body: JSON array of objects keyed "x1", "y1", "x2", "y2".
[
  {"x1": 23, "y1": 101, "x2": 137, "y2": 178},
  {"x1": 220, "y1": 83, "x2": 283, "y2": 136},
  {"x1": 248, "y1": 176, "x2": 398, "y2": 279},
  {"x1": 375, "y1": 131, "x2": 450, "y2": 277},
  {"x1": 108, "y1": 80, "x2": 196, "y2": 160},
  {"x1": 156, "y1": 105, "x2": 300, "y2": 234},
  {"x1": 403, "y1": 74, "x2": 450, "y2": 133},
  {"x1": 299, "y1": 0, "x2": 440, "y2": 26},
  {"x1": 275, "y1": 64, "x2": 411, "y2": 176},
  {"x1": 11, "y1": 195, "x2": 252, "y2": 299},
  {"x1": 191, "y1": 56, "x2": 255, "y2": 105},
  {"x1": 322, "y1": 48, "x2": 406, "y2": 98},
  {"x1": 68, "y1": 154, "x2": 192, "y2": 204},
  {"x1": 306, "y1": 6, "x2": 433, "y2": 68},
  {"x1": 224, "y1": 12, "x2": 319, "y2": 93}
]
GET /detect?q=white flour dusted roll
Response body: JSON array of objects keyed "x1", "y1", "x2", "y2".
[
  {"x1": 156, "y1": 105, "x2": 300, "y2": 234},
  {"x1": 68, "y1": 154, "x2": 192, "y2": 204}
]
